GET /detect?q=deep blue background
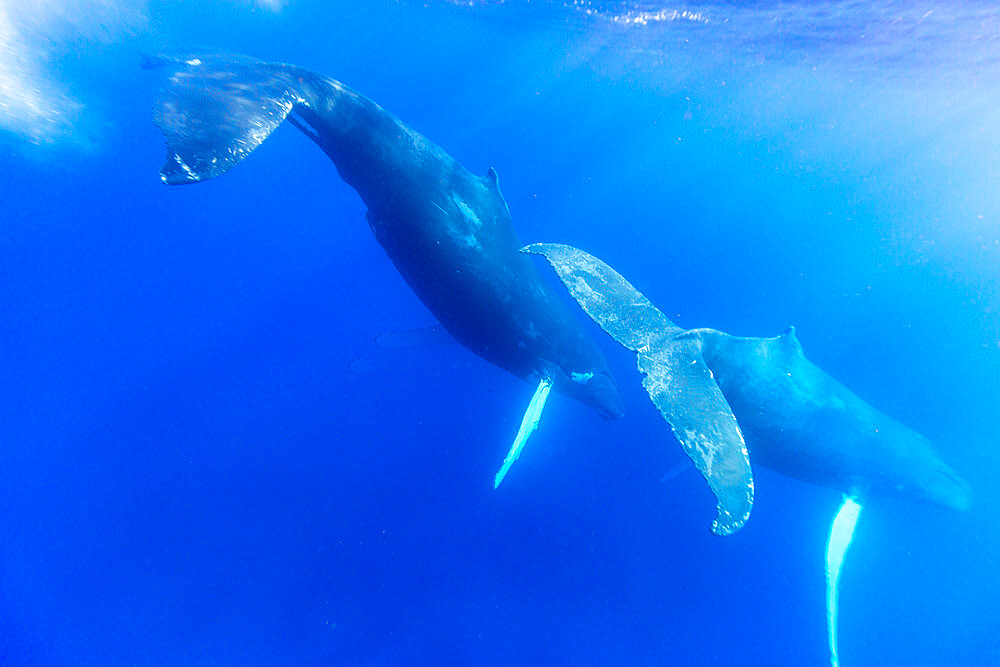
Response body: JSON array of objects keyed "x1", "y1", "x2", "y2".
[{"x1": 2, "y1": 1, "x2": 998, "y2": 664}]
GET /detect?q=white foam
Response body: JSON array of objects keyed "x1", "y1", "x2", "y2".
[
  {"x1": 0, "y1": 3, "x2": 77, "y2": 144},
  {"x1": 0, "y1": 0, "x2": 287, "y2": 147},
  {"x1": 0, "y1": 0, "x2": 147, "y2": 145},
  {"x1": 254, "y1": 0, "x2": 287, "y2": 11}
]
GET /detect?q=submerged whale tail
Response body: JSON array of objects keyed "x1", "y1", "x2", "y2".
[
  {"x1": 524, "y1": 243, "x2": 865, "y2": 665},
  {"x1": 522, "y1": 243, "x2": 754, "y2": 536},
  {"x1": 144, "y1": 54, "x2": 306, "y2": 184}
]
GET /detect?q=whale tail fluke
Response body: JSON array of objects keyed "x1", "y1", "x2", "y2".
[
  {"x1": 523, "y1": 243, "x2": 754, "y2": 535},
  {"x1": 146, "y1": 54, "x2": 305, "y2": 185}
]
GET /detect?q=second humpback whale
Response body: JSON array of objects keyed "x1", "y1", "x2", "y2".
[
  {"x1": 144, "y1": 54, "x2": 624, "y2": 484},
  {"x1": 524, "y1": 243, "x2": 971, "y2": 666}
]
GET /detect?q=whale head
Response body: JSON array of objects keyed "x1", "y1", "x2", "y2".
[
  {"x1": 547, "y1": 366, "x2": 625, "y2": 420},
  {"x1": 578, "y1": 369, "x2": 627, "y2": 420},
  {"x1": 872, "y1": 426, "x2": 973, "y2": 512},
  {"x1": 902, "y1": 456, "x2": 973, "y2": 512}
]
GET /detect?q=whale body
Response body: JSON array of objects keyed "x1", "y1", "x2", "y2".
[
  {"x1": 700, "y1": 327, "x2": 972, "y2": 514},
  {"x1": 523, "y1": 243, "x2": 971, "y2": 534},
  {"x1": 145, "y1": 54, "x2": 624, "y2": 421},
  {"x1": 525, "y1": 242, "x2": 972, "y2": 665}
]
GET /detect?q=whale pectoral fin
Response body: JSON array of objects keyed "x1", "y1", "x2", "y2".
[
  {"x1": 640, "y1": 337, "x2": 754, "y2": 535},
  {"x1": 522, "y1": 243, "x2": 682, "y2": 350},
  {"x1": 375, "y1": 324, "x2": 455, "y2": 349},
  {"x1": 147, "y1": 55, "x2": 302, "y2": 184},
  {"x1": 659, "y1": 458, "x2": 693, "y2": 484},
  {"x1": 825, "y1": 495, "x2": 864, "y2": 667},
  {"x1": 494, "y1": 376, "x2": 553, "y2": 488}
]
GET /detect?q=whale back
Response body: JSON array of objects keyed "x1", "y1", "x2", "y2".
[
  {"x1": 700, "y1": 329, "x2": 972, "y2": 511},
  {"x1": 146, "y1": 55, "x2": 625, "y2": 419}
]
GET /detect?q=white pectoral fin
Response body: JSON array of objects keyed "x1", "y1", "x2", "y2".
[
  {"x1": 494, "y1": 376, "x2": 553, "y2": 489},
  {"x1": 825, "y1": 495, "x2": 864, "y2": 667}
]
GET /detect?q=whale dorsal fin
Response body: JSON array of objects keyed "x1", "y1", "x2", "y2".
[
  {"x1": 483, "y1": 167, "x2": 500, "y2": 190},
  {"x1": 482, "y1": 167, "x2": 511, "y2": 218},
  {"x1": 779, "y1": 325, "x2": 803, "y2": 354},
  {"x1": 523, "y1": 243, "x2": 754, "y2": 535}
]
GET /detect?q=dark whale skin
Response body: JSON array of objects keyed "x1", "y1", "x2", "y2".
[
  {"x1": 699, "y1": 328, "x2": 972, "y2": 511},
  {"x1": 149, "y1": 55, "x2": 624, "y2": 418},
  {"x1": 524, "y1": 242, "x2": 972, "y2": 534}
]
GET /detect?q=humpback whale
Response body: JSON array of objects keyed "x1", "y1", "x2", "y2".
[
  {"x1": 144, "y1": 55, "x2": 624, "y2": 482},
  {"x1": 524, "y1": 243, "x2": 971, "y2": 666}
]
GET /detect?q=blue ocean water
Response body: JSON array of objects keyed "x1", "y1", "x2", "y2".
[{"x1": 1, "y1": 1, "x2": 998, "y2": 664}]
